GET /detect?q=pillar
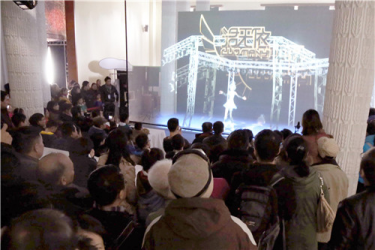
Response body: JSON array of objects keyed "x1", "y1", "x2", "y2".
[
  {"x1": 2, "y1": 1, "x2": 50, "y2": 118},
  {"x1": 322, "y1": 1, "x2": 374, "y2": 195}
]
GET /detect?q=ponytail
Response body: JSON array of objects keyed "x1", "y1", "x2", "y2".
[{"x1": 284, "y1": 135, "x2": 310, "y2": 177}]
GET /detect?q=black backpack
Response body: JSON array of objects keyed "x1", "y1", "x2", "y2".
[{"x1": 236, "y1": 172, "x2": 284, "y2": 250}]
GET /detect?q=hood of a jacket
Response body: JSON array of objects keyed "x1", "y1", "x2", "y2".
[{"x1": 163, "y1": 198, "x2": 231, "y2": 240}]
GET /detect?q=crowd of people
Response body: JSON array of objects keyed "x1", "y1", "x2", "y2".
[{"x1": 1, "y1": 80, "x2": 375, "y2": 250}]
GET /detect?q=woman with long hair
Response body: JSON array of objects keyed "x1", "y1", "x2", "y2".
[
  {"x1": 277, "y1": 135, "x2": 329, "y2": 250},
  {"x1": 98, "y1": 129, "x2": 137, "y2": 214}
]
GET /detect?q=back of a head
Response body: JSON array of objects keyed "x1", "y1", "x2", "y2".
[
  {"x1": 60, "y1": 122, "x2": 76, "y2": 138},
  {"x1": 361, "y1": 148, "x2": 375, "y2": 186},
  {"x1": 254, "y1": 130, "x2": 280, "y2": 162},
  {"x1": 167, "y1": 118, "x2": 179, "y2": 132},
  {"x1": 37, "y1": 153, "x2": 72, "y2": 186},
  {"x1": 134, "y1": 122, "x2": 142, "y2": 130},
  {"x1": 302, "y1": 109, "x2": 323, "y2": 136},
  {"x1": 60, "y1": 103, "x2": 72, "y2": 113},
  {"x1": 46, "y1": 119, "x2": 59, "y2": 129},
  {"x1": 190, "y1": 143, "x2": 211, "y2": 160},
  {"x1": 47, "y1": 101, "x2": 57, "y2": 112},
  {"x1": 12, "y1": 113, "x2": 26, "y2": 127},
  {"x1": 2, "y1": 209, "x2": 77, "y2": 250},
  {"x1": 87, "y1": 165, "x2": 125, "y2": 206},
  {"x1": 29, "y1": 113, "x2": 44, "y2": 127},
  {"x1": 369, "y1": 108, "x2": 375, "y2": 117},
  {"x1": 12, "y1": 126, "x2": 42, "y2": 154},
  {"x1": 119, "y1": 112, "x2": 129, "y2": 123},
  {"x1": 367, "y1": 120, "x2": 375, "y2": 135},
  {"x1": 105, "y1": 129, "x2": 132, "y2": 166},
  {"x1": 202, "y1": 122, "x2": 213, "y2": 133},
  {"x1": 70, "y1": 137, "x2": 94, "y2": 155},
  {"x1": 171, "y1": 134, "x2": 184, "y2": 150},
  {"x1": 141, "y1": 148, "x2": 165, "y2": 172},
  {"x1": 93, "y1": 116, "x2": 107, "y2": 128},
  {"x1": 281, "y1": 129, "x2": 293, "y2": 141},
  {"x1": 227, "y1": 130, "x2": 249, "y2": 151},
  {"x1": 243, "y1": 129, "x2": 254, "y2": 143},
  {"x1": 283, "y1": 135, "x2": 309, "y2": 177},
  {"x1": 135, "y1": 133, "x2": 149, "y2": 149},
  {"x1": 213, "y1": 121, "x2": 224, "y2": 134}
]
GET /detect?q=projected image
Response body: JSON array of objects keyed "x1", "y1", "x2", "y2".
[{"x1": 129, "y1": 7, "x2": 334, "y2": 134}]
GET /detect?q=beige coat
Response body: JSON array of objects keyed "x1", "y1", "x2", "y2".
[
  {"x1": 312, "y1": 163, "x2": 349, "y2": 243},
  {"x1": 98, "y1": 153, "x2": 137, "y2": 214}
]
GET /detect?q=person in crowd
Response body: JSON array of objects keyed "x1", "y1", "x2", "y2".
[
  {"x1": 163, "y1": 118, "x2": 190, "y2": 153},
  {"x1": 29, "y1": 113, "x2": 46, "y2": 129},
  {"x1": 87, "y1": 83, "x2": 100, "y2": 109},
  {"x1": 81, "y1": 81, "x2": 93, "y2": 108},
  {"x1": 131, "y1": 122, "x2": 150, "y2": 143},
  {"x1": 52, "y1": 122, "x2": 80, "y2": 151},
  {"x1": 137, "y1": 148, "x2": 165, "y2": 226},
  {"x1": 96, "y1": 79, "x2": 102, "y2": 88},
  {"x1": 71, "y1": 85, "x2": 82, "y2": 105},
  {"x1": 50, "y1": 83, "x2": 61, "y2": 101},
  {"x1": 11, "y1": 126, "x2": 44, "y2": 182},
  {"x1": 131, "y1": 133, "x2": 151, "y2": 163},
  {"x1": 212, "y1": 129, "x2": 253, "y2": 184},
  {"x1": 358, "y1": 120, "x2": 375, "y2": 192},
  {"x1": 60, "y1": 102, "x2": 73, "y2": 122},
  {"x1": 93, "y1": 93, "x2": 103, "y2": 111},
  {"x1": 193, "y1": 122, "x2": 213, "y2": 144},
  {"x1": 90, "y1": 132, "x2": 107, "y2": 157},
  {"x1": 1, "y1": 90, "x2": 14, "y2": 128},
  {"x1": 11, "y1": 112, "x2": 26, "y2": 128},
  {"x1": 243, "y1": 129, "x2": 256, "y2": 159},
  {"x1": 118, "y1": 112, "x2": 132, "y2": 137},
  {"x1": 1, "y1": 209, "x2": 79, "y2": 250},
  {"x1": 41, "y1": 119, "x2": 59, "y2": 148},
  {"x1": 73, "y1": 94, "x2": 88, "y2": 114},
  {"x1": 70, "y1": 137, "x2": 97, "y2": 188},
  {"x1": 228, "y1": 130, "x2": 283, "y2": 213},
  {"x1": 46, "y1": 100, "x2": 60, "y2": 122},
  {"x1": 87, "y1": 165, "x2": 142, "y2": 249},
  {"x1": 59, "y1": 87, "x2": 71, "y2": 104},
  {"x1": 203, "y1": 121, "x2": 226, "y2": 147},
  {"x1": 99, "y1": 76, "x2": 119, "y2": 106},
  {"x1": 88, "y1": 116, "x2": 108, "y2": 138},
  {"x1": 37, "y1": 153, "x2": 91, "y2": 214},
  {"x1": 277, "y1": 134, "x2": 329, "y2": 250},
  {"x1": 312, "y1": 136, "x2": 348, "y2": 249},
  {"x1": 301, "y1": 109, "x2": 328, "y2": 165},
  {"x1": 329, "y1": 147, "x2": 375, "y2": 249},
  {"x1": 98, "y1": 129, "x2": 137, "y2": 214},
  {"x1": 281, "y1": 128, "x2": 293, "y2": 141},
  {"x1": 165, "y1": 134, "x2": 185, "y2": 159},
  {"x1": 143, "y1": 149, "x2": 257, "y2": 250}
]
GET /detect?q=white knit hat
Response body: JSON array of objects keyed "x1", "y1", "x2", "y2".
[
  {"x1": 168, "y1": 150, "x2": 214, "y2": 199},
  {"x1": 317, "y1": 137, "x2": 340, "y2": 158},
  {"x1": 148, "y1": 159, "x2": 175, "y2": 199}
]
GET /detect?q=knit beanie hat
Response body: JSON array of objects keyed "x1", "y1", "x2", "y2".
[
  {"x1": 148, "y1": 159, "x2": 175, "y2": 199},
  {"x1": 317, "y1": 136, "x2": 339, "y2": 158},
  {"x1": 168, "y1": 149, "x2": 213, "y2": 199}
]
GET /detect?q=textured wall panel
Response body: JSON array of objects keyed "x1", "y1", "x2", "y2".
[
  {"x1": 323, "y1": 1, "x2": 375, "y2": 195},
  {"x1": 2, "y1": 1, "x2": 49, "y2": 118}
]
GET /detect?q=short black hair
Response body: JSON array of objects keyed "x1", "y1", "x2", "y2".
[
  {"x1": 228, "y1": 130, "x2": 249, "y2": 151},
  {"x1": 190, "y1": 143, "x2": 211, "y2": 160},
  {"x1": 70, "y1": 137, "x2": 94, "y2": 155},
  {"x1": 60, "y1": 103, "x2": 73, "y2": 113},
  {"x1": 171, "y1": 134, "x2": 184, "y2": 150},
  {"x1": 367, "y1": 120, "x2": 375, "y2": 135},
  {"x1": 82, "y1": 81, "x2": 89, "y2": 89},
  {"x1": 104, "y1": 76, "x2": 111, "y2": 82},
  {"x1": 12, "y1": 126, "x2": 42, "y2": 154},
  {"x1": 11, "y1": 113, "x2": 26, "y2": 127},
  {"x1": 213, "y1": 121, "x2": 224, "y2": 134},
  {"x1": 202, "y1": 122, "x2": 212, "y2": 133},
  {"x1": 243, "y1": 129, "x2": 254, "y2": 143},
  {"x1": 302, "y1": 109, "x2": 323, "y2": 136},
  {"x1": 255, "y1": 130, "x2": 280, "y2": 162},
  {"x1": 369, "y1": 108, "x2": 375, "y2": 117},
  {"x1": 1, "y1": 90, "x2": 9, "y2": 101},
  {"x1": 167, "y1": 118, "x2": 179, "y2": 132},
  {"x1": 281, "y1": 129, "x2": 293, "y2": 140},
  {"x1": 60, "y1": 123, "x2": 77, "y2": 138},
  {"x1": 87, "y1": 165, "x2": 125, "y2": 206},
  {"x1": 29, "y1": 113, "x2": 44, "y2": 127},
  {"x1": 46, "y1": 119, "x2": 59, "y2": 128},
  {"x1": 47, "y1": 101, "x2": 58, "y2": 112},
  {"x1": 361, "y1": 148, "x2": 375, "y2": 186},
  {"x1": 141, "y1": 148, "x2": 164, "y2": 172},
  {"x1": 135, "y1": 133, "x2": 149, "y2": 149},
  {"x1": 134, "y1": 122, "x2": 142, "y2": 130},
  {"x1": 2, "y1": 209, "x2": 77, "y2": 250},
  {"x1": 120, "y1": 112, "x2": 129, "y2": 123},
  {"x1": 283, "y1": 135, "x2": 310, "y2": 177}
]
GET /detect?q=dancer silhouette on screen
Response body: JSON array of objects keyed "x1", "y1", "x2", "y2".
[{"x1": 219, "y1": 84, "x2": 246, "y2": 122}]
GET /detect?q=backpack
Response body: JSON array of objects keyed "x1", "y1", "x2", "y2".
[{"x1": 236, "y1": 172, "x2": 285, "y2": 250}]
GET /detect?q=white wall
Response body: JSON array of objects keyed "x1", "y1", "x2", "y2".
[{"x1": 75, "y1": 1, "x2": 126, "y2": 84}]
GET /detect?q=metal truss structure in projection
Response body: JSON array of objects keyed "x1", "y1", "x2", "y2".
[{"x1": 163, "y1": 35, "x2": 329, "y2": 128}]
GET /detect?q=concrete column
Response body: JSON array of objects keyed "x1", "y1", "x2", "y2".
[
  {"x1": 322, "y1": 1, "x2": 374, "y2": 195},
  {"x1": 2, "y1": 1, "x2": 49, "y2": 118},
  {"x1": 196, "y1": 0, "x2": 210, "y2": 11}
]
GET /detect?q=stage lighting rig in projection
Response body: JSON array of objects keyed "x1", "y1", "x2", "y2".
[{"x1": 163, "y1": 15, "x2": 329, "y2": 128}]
